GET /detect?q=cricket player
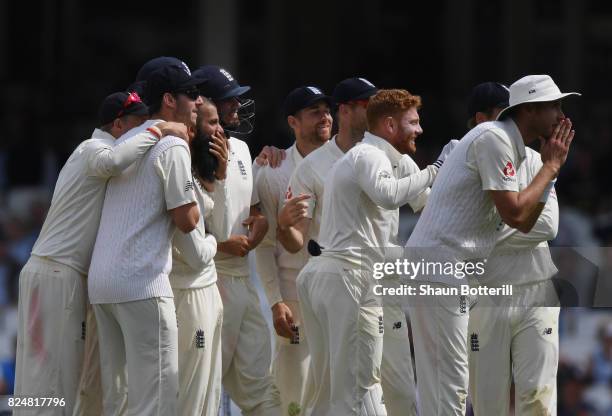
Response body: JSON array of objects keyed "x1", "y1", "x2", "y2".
[
  {"x1": 193, "y1": 65, "x2": 282, "y2": 416},
  {"x1": 465, "y1": 82, "x2": 561, "y2": 415},
  {"x1": 88, "y1": 64, "x2": 204, "y2": 415},
  {"x1": 170, "y1": 98, "x2": 232, "y2": 416},
  {"x1": 296, "y1": 89, "x2": 441, "y2": 415},
  {"x1": 405, "y1": 74, "x2": 579, "y2": 415},
  {"x1": 255, "y1": 85, "x2": 333, "y2": 415},
  {"x1": 13, "y1": 89, "x2": 188, "y2": 415}
]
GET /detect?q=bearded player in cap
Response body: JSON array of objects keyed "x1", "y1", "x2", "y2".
[
  {"x1": 296, "y1": 89, "x2": 446, "y2": 415},
  {"x1": 88, "y1": 64, "x2": 205, "y2": 415},
  {"x1": 193, "y1": 65, "x2": 282, "y2": 415},
  {"x1": 404, "y1": 75, "x2": 578, "y2": 415},
  {"x1": 466, "y1": 82, "x2": 562, "y2": 415},
  {"x1": 13, "y1": 90, "x2": 187, "y2": 415},
  {"x1": 255, "y1": 85, "x2": 333, "y2": 415}
]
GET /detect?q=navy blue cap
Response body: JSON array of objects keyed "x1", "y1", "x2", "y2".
[
  {"x1": 98, "y1": 92, "x2": 148, "y2": 125},
  {"x1": 283, "y1": 86, "x2": 332, "y2": 117},
  {"x1": 127, "y1": 56, "x2": 191, "y2": 97},
  {"x1": 144, "y1": 65, "x2": 207, "y2": 104},
  {"x1": 192, "y1": 65, "x2": 251, "y2": 101},
  {"x1": 332, "y1": 77, "x2": 378, "y2": 104},
  {"x1": 467, "y1": 82, "x2": 509, "y2": 118}
]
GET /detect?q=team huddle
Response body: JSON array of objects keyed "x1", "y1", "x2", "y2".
[{"x1": 13, "y1": 55, "x2": 578, "y2": 416}]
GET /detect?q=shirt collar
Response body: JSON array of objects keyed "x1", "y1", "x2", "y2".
[
  {"x1": 289, "y1": 143, "x2": 304, "y2": 166},
  {"x1": 92, "y1": 128, "x2": 115, "y2": 142},
  {"x1": 362, "y1": 131, "x2": 403, "y2": 165},
  {"x1": 329, "y1": 135, "x2": 345, "y2": 157},
  {"x1": 500, "y1": 118, "x2": 527, "y2": 163}
]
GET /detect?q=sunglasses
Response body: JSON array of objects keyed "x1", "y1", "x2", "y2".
[
  {"x1": 117, "y1": 92, "x2": 143, "y2": 117},
  {"x1": 174, "y1": 87, "x2": 201, "y2": 101}
]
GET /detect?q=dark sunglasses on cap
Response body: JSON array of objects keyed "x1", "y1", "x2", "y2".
[
  {"x1": 117, "y1": 92, "x2": 143, "y2": 117},
  {"x1": 174, "y1": 87, "x2": 201, "y2": 101}
]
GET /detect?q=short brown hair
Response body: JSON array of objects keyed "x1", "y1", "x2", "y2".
[{"x1": 366, "y1": 89, "x2": 422, "y2": 129}]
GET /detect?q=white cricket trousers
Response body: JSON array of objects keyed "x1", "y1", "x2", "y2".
[
  {"x1": 14, "y1": 256, "x2": 86, "y2": 416},
  {"x1": 297, "y1": 256, "x2": 387, "y2": 416},
  {"x1": 73, "y1": 302, "x2": 104, "y2": 416},
  {"x1": 272, "y1": 298, "x2": 310, "y2": 416},
  {"x1": 93, "y1": 297, "x2": 178, "y2": 416},
  {"x1": 216, "y1": 274, "x2": 282, "y2": 416},
  {"x1": 173, "y1": 283, "x2": 224, "y2": 416},
  {"x1": 469, "y1": 280, "x2": 559, "y2": 416},
  {"x1": 407, "y1": 282, "x2": 469, "y2": 416},
  {"x1": 381, "y1": 305, "x2": 417, "y2": 416}
]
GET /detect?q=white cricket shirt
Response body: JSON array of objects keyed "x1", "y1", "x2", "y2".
[
  {"x1": 255, "y1": 144, "x2": 308, "y2": 305},
  {"x1": 406, "y1": 119, "x2": 527, "y2": 286},
  {"x1": 318, "y1": 131, "x2": 437, "y2": 269},
  {"x1": 31, "y1": 126, "x2": 158, "y2": 275},
  {"x1": 481, "y1": 147, "x2": 559, "y2": 286},
  {"x1": 88, "y1": 120, "x2": 197, "y2": 303},
  {"x1": 170, "y1": 178, "x2": 230, "y2": 289},
  {"x1": 213, "y1": 136, "x2": 258, "y2": 277}
]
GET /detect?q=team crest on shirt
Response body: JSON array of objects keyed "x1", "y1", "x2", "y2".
[
  {"x1": 185, "y1": 180, "x2": 194, "y2": 192},
  {"x1": 237, "y1": 160, "x2": 248, "y2": 178},
  {"x1": 195, "y1": 329, "x2": 205, "y2": 349},
  {"x1": 503, "y1": 161, "x2": 515, "y2": 177},
  {"x1": 378, "y1": 170, "x2": 392, "y2": 180},
  {"x1": 470, "y1": 333, "x2": 479, "y2": 351}
]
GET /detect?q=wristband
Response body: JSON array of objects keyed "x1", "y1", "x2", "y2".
[
  {"x1": 146, "y1": 127, "x2": 162, "y2": 140},
  {"x1": 540, "y1": 179, "x2": 557, "y2": 203}
]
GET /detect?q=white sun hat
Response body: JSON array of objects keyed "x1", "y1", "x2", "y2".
[{"x1": 496, "y1": 74, "x2": 581, "y2": 120}]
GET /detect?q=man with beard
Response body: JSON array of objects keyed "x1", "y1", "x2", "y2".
[
  {"x1": 405, "y1": 74, "x2": 578, "y2": 415},
  {"x1": 13, "y1": 91, "x2": 186, "y2": 416},
  {"x1": 466, "y1": 81, "x2": 561, "y2": 415},
  {"x1": 88, "y1": 65, "x2": 204, "y2": 415},
  {"x1": 296, "y1": 89, "x2": 441, "y2": 415},
  {"x1": 170, "y1": 97, "x2": 232, "y2": 416},
  {"x1": 193, "y1": 65, "x2": 281, "y2": 415},
  {"x1": 255, "y1": 86, "x2": 333, "y2": 415}
]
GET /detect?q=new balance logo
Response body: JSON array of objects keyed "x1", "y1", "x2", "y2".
[
  {"x1": 180, "y1": 61, "x2": 191, "y2": 76},
  {"x1": 378, "y1": 316, "x2": 384, "y2": 334},
  {"x1": 185, "y1": 180, "x2": 194, "y2": 192},
  {"x1": 307, "y1": 86, "x2": 322, "y2": 95},
  {"x1": 471, "y1": 333, "x2": 479, "y2": 351},
  {"x1": 195, "y1": 329, "x2": 205, "y2": 349},
  {"x1": 528, "y1": 89, "x2": 536, "y2": 94},
  {"x1": 543, "y1": 328, "x2": 553, "y2": 335},
  {"x1": 393, "y1": 321, "x2": 402, "y2": 330}
]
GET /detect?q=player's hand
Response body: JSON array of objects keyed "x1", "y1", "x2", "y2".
[
  {"x1": 278, "y1": 194, "x2": 311, "y2": 230},
  {"x1": 217, "y1": 235, "x2": 251, "y2": 257},
  {"x1": 540, "y1": 118, "x2": 575, "y2": 177},
  {"x1": 271, "y1": 302, "x2": 296, "y2": 339},
  {"x1": 244, "y1": 214, "x2": 268, "y2": 249},
  {"x1": 209, "y1": 131, "x2": 229, "y2": 180},
  {"x1": 156, "y1": 121, "x2": 189, "y2": 141},
  {"x1": 256, "y1": 145, "x2": 286, "y2": 168},
  {"x1": 433, "y1": 139, "x2": 459, "y2": 169}
]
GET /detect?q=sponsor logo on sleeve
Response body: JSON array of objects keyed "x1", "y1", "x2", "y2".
[{"x1": 502, "y1": 161, "x2": 517, "y2": 182}]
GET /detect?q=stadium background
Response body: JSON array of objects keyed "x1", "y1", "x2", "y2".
[{"x1": 0, "y1": 1, "x2": 611, "y2": 414}]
